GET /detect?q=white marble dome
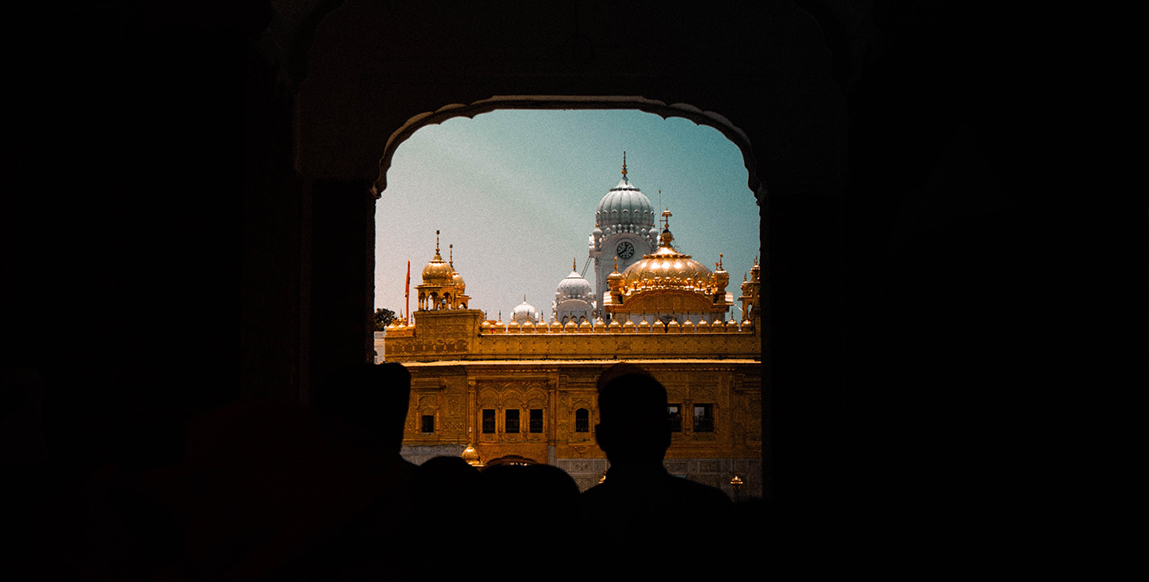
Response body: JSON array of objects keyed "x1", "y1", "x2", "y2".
[
  {"x1": 555, "y1": 269, "x2": 594, "y2": 302},
  {"x1": 595, "y1": 174, "x2": 655, "y2": 230},
  {"x1": 512, "y1": 298, "x2": 538, "y2": 324}
]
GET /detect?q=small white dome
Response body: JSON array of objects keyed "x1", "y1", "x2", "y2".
[
  {"x1": 512, "y1": 298, "x2": 538, "y2": 324},
  {"x1": 555, "y1": 269, "x2": 594, "y2": 302}
]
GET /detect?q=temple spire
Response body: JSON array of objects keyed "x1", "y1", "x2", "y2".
[
  {"x1": 573, "y1": 258, "x2": 577, "y2": 272},
  {"x1": 435, "y1": 230, "x2": 440, "y2": 255},
  {"x1": 621, "y1": 151, "x2": 627, "y2": 177},
  {"x1": 449, "y1": 243, "x2": 453, "y2": 267}
]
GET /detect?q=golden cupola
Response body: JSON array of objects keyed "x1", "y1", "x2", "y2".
[
  {"x1": 416, "y1": 231, "x2": 468, "y2": 311},
  {"x1": 713, "y1": 253, "x2": 729, "y2": 294},
  {"x1": 738, "y1": 255, "x2": 762, "y2": 323},
  {"x1": 606, "y1": 257, "x2": 626, "y2": 304},
  {"x1": 421, "y1": 231, "x2": 453, "y2": 285},
  {"x1": 449, "y1": 244, "x2": 465, "y2": 293},
  {"x1": 605, "y1": 208, "x2": 733, "y2": 325}
]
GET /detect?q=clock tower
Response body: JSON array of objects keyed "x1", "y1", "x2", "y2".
[{"x1": 589, "y1": 153, "x2": 658, "y2": 317}]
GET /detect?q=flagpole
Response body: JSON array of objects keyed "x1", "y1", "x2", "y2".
[{"x1": 405, "y1": 260, "x2": 411, "y2": 325}]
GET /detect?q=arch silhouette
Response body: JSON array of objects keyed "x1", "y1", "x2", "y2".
[{"x1": 371, "y1": 96, "x2": 765, "y2": 209}]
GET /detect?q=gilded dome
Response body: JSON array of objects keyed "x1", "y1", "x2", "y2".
[
  {"x1": 607, "y1": 257, "x2": 625, "y2": 284},
  {"x1": 618, "y1": 206, "x2": 711, "y2": 288},
  {"x1": 422, "y1": 254, "x2": 453, "y2": 285},
  {"x1": 622, "y1": 227, "x2": 712, "y2": 287},
  {"x1": 449, "y1": 245, "x2": 465, "y2": 291},
  {"x1": 421, "y1": 232, "x2": 454, "y2": 285},
  {"x1": 461, "y1": 444, "x2": 483, "y2": 467}
]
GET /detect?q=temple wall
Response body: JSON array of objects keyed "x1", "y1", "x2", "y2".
[
  {"x1": 382, "y1": 309, "x2": 760, "y2": 362},
  {"x1": 392, "y1": 358, "x2": 763, "y2": 496}
]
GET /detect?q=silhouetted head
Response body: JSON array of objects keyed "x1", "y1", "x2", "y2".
[
  {"x1": 415, "y1": 455, "x2": 481, "y2": 502},
  {"x1": 312, "y1": 362, "x2": 411, "y2": 453},
  {"x1": 480, "y1": 464, "x2": 580, "y2": 531},
  {"x1": 595, "y1": 362, "x2": 651, "y2": 391},
  {"x1": 595, "y1": 366, "x2": 671, "y2": 465}
]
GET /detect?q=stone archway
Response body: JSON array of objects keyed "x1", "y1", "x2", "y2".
[
  {"x1": 371, "y1": 96, "x2": 766, "y2": 210},
  {"x1": 294, "y1": 1, "x2": 847, "y2": 510}
]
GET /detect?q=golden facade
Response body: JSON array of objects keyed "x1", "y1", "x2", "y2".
[
  {"x1": 382, "y1": 267, "x2": 763, "y2": 497},
  {"x1": 381, "y1": 163, "x2": 764, "y2": 496}
]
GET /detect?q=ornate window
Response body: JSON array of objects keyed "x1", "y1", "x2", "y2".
[
  {"x1": 482, "y1": 409, "x2": 496, "y2": 433},
  {"x1": 529, "y1": 409, "x2": 543, "y2": 433},
  {"x1": 575, "y1": 408, "x2": 590, "y2": 433},
  {"x1": 421, "y1": 414, "x2": 435, "y2": 434},
  {"x1": 505, "y1": 409, "x2": 520, "y2": 433},
  {"x1": 693, "y1": 404, "x2": 714, "y2": 433},
  {"x1": 668, "y1": 404, "x2": 682, "y2": 432}
]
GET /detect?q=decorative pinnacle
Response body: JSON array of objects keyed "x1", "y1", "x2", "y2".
[
  {"x1": 435, "y1": 230, "x2": 440, "y2": 254},
  {"x1": 573, "y1": 258, "x2": 578, "y2": 271},
  {"x1": 661, "y1": 207, "x2": 672, "y2": 230},
  {"x1": 621, "y1": 151, "x2": 627, "y2": 177},
  {"x1": 719, "y1": 252, "x2": 723, "y2": 269},
  {"x1": 449, "y1": 244, "x2": 453, "y2": 266},
  {"x1": 613, "y1": 256, "x2": 619, "y2": 271}
]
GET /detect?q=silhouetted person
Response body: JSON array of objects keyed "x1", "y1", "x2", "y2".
[
  {"x1": 412, "y1": 455, "x2": 481, "y2": 535},
  {"x1": 479, "y1": 462, "x2": 581, "y2": 577},
  {"x1": 581, "y1": 365, "x2": 732, "y2": 574},
  {"x1": 272, "y1": 361, "x2": 418, "y2": 581},
  {"x1": 415, "y1": 455, "x2": 482, "y2": 504},
  {"x1": 310, "y1": 362, "x2": 417, "y2": 479},
  {"x1": 106, "y1": 362, "x2": 421, "y2": 581}
]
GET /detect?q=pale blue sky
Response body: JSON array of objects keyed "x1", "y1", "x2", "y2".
[{"x1": 374, "y1": 109, "x2": 761, "y2": 322}]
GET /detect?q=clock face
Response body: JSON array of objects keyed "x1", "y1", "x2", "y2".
[{"x1": 616, "y1": 241, "x2": 635, "y2": 259}]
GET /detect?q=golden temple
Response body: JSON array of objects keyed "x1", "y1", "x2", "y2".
[{"x1": 379, "y1": 159, "x2": 763, "y2": 496}]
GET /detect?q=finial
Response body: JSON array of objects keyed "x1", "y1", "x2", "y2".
[
  {"x1": 497, "y1": 310, "x2": 502, "y2": 321},
  {"x1": 621, "y1": 151, "x2": 627, "y2": 177},
  {"x1": 719, "y1": 253, "x2": 723, "y2": 269},
  {"x1": 573, "y1": 258, "x2": 578, "y2": 272},
  {"x1": 449, "y1": 244, "x2": 453, "y2": 266},
  {"x1": 661, "y1": 207, "x2": 672, "y2": 230},
  {"x1": 744, "y1": 273, "x2": 748, "y2": 281},
  {"x1": 523, "y1": 294, "x2": 527, "y2": 302},
  {"x1": 613, "y1": 256, "x2": 618, "y2": 271},
  {"x1": 435, "y1": 230, "x2": 440, "y2": 254}
]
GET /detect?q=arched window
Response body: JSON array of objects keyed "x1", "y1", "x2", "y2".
[{"x1": 575, "y1": 408, "x2": 589, "y2": 433}]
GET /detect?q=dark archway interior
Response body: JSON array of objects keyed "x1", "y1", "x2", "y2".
[{"x1": 4, "y1": 1, "x2": 1136, "y2": 578}]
